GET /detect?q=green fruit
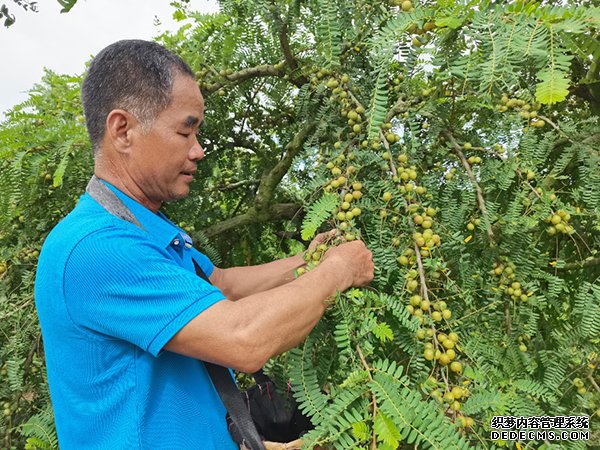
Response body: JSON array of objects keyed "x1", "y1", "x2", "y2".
[
  {"x1": 326, "y1": 78, "x2": 339, "y2": 89},
  {"x1": 450, "y1": 361, "x2": 463, "y2": 373},
  {"x1": 451, "y1": 386, "x2": 464, "y2": 399},
  {"x1": 397, "y1": 255, "x2": 409, "y2": 265}
]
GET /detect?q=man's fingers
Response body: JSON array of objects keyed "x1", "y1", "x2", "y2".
[{"x1": 308, "y1": 229, "x2": 339, "y2": 250}]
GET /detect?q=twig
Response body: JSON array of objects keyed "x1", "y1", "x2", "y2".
[
  {"x1": 443, "y1": 131, "x2": 494, "y2": 241},
  {"x1": 356, "y1": 344, "x2": 377, "y2": 450},
  {"x1": 537, "y1": 115, "x2": 570, "y2": 140},
  {"x1": 588, "y1": 374, "x2": 600, "y2": 394},
  {"x1": 215, "y1": 180, "x2": 259, "y2": 192},
  {"x1": 379, "y1": 130, "x2": 397, "y2": 178},
  {"x1": 414, "y1": 244, "x2": 429, "y2": 304}
]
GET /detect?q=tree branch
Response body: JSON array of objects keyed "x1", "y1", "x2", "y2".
[
  {"x1": 203, "y1": 203, "x2": 302, "y2": 237},
  {"x1": 557, "y1": 257, "x2": 600, "y2": 271},
  {"x1": 278, "y1": 21, "x2": 308, "y2": 87},
  {"x1": 214, "y1": 179, "x2": 259, "y2": 192},
  {"x1": 203, "y1": 65, "x2": 286, "y2": 94},
  {"x1": 254, "y1": 121, "x2": 318, "y2": 213}
]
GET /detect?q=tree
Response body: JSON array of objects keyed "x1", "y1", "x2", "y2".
[
  {"x1": 1, "y1": 0, "x2": 77, "y2": 28},
  {"x1": 0, "y1": 0, "x2": 599, "y2": 448}
]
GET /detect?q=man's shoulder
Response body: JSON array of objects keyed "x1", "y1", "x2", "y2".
[{"x1": 41, "y1": 193, "x2": 145, "y2": 260}]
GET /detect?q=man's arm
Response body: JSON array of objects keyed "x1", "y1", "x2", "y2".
[
  {"x1": 209, "y1": 254, "x2": 304, "y2": 301},
  {"x1": 165, "y1": 240, "x2": 373, "y2": 373},
  {"x1": 209, "y1": 231, "x2": 336, "y2": 300}
]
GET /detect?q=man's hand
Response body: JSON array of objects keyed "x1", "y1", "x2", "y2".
[
  {"x1": 307, "y1": 229, "x2": 338, "y2": 252},
  {"x1": 321, "y1": 240, "x2": 374, "y2": 290}
]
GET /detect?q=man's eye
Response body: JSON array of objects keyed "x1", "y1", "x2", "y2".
[{"x1": 178, "y1": 132, "x2": 191, "y2": 137}]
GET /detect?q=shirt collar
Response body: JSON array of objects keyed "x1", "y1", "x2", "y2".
[{"x1": 100, "y1": 181, "x2": 190, "y2": 250}]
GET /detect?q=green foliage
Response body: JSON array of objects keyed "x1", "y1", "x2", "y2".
[
  {"x1": 1, "y1": 0, "x2": 600, "y2": 448},
  {"x1": 301, "y1": 193, "x2": 338, "y2": 240}
]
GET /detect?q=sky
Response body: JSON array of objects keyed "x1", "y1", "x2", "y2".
[{"x1": 0, "y1": 0, "x2": 220, "y2": 119}]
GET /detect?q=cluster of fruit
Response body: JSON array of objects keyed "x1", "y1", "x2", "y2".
[
  {"x1": 299, "y1": 243, "x2": 330, "y2": 276},
  {"x1": 545, "y1": 209, "x2": 574, "y2": 236},
  {"x1": 320, "y1": 72, "x2": 371, "y2": 140},
  {"x1": 497, "y1": 94, "x2": 545, "y2": 128},
  {"x1": 413, "y1": 218, "x2": 441, "y2": 258},
  {"x1": 377, "y1": 144, "x2": 475, "y2": 427},
  {"x1": 517, "y1": 333, "x2": 531, "y2": 353},
  {"x1": 324, "y1": 152, "x2": 363, "y2": 243},
  {"x1": 444, "y1": 167, "x2": 458, "y2": 181},
  {"x1": 492, "y1": 260, "x2": 532, "y2": 303},
  {"x1": 18, "y1": 248, "x2": 39, "y2": 263},
  {"x1": 460, "y1": 142, "x2": 482, "y2": 165},
  {"x1": 432, "y1": 382, "x2": 469, "y2": 410},
  {"x1": 466, "y1": 217, "x2": 481, "y2": 231},
  {"x1": 423, "y1": 344, "x2": 475, "y2": 422},
  {"x1": 2, "y1": 401, "x2": 12, "y2": 418},
  {"x1": 422, "y1": 376, "x2": 475, "y2": 426},
  {"x1": 389, "y1": 74, "x2": 405, "y2": 94},
  {"x1": 408, "y1": 294, "x2": 452, "y2": 323}
]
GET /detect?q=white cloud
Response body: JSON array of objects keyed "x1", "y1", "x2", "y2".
[{"x1": 0, "y1": 0, "x2": 219, "y2": 118}]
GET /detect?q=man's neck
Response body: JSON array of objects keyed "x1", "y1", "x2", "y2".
[{"x1": 94, "y1": 157, "x2": 162, "y2": 213}]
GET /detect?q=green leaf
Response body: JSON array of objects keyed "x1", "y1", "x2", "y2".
[
  {"x1": 351, "y1": 421, "x2": 369, "y2": 441},
  {"x1": 301, "y1": 192, "x2": 337, "y2": 241},
  {"x1": 535, "y1": 69, "x2": 570, "y2": 104},
  {"x1": 435, "y1": 17, "x2": 464, "y2": 29},
  {"x1": 373, "y1": 321, "x2": 394, "y2": 343},
  {"x1": 374, "y1": 411, "x2": 401, "y2": 448}
]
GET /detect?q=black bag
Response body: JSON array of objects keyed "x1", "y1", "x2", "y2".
[
  {"x1": 191, "y1": 259, "x2": 312, "y2": 446},
  {"x1": 228, "y1": 370, "x2": 313, "y2": 444}
]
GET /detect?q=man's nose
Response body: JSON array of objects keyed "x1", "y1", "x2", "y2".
[{"x1": 190, "y1": 137, "x2": 205, "y2": 161}]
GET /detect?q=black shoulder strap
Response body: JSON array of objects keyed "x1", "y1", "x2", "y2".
[
  {"x1": 192, "y1": 260, "x2": 265, "y2": 450},
  {"x1": 86, "y1": 176, "x2": 265, "y2": 450}
]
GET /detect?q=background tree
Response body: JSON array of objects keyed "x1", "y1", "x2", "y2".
[
  {"x1": 0, "y1": 0, "x2": 599, "y2": 448},
  {"x1": 0, "y1": 0, "x2": 77, "y2": 28}
]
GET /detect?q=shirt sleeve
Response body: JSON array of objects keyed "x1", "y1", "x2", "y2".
[{"x1": 63, "y1": 225, "x2": 226, "y2": 357}]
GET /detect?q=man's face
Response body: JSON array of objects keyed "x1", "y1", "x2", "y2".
[{"x1": 128, "y1": 73, "x2": 205, "y2": 212}]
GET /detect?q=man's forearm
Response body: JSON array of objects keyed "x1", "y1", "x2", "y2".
[
  {"x1": 167, "y1": 240, "x2": 374, "y2": 372},
  {"x1": 210, "y1": 253, "x2": 306, "y2": 300},
  {"x1": 167, "y1": 257, "x2": 349, "y2": 372}
]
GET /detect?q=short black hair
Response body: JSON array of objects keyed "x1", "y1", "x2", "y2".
[{"x1": 81, "y1": 39, "x2": 195, "y2": 153}]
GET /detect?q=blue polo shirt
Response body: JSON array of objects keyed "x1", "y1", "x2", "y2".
[{"x1": 34, "y1": 182, "x2": 238, "y2": 449}]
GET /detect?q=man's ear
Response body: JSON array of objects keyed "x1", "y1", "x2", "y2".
[{"x1": 105, "y1": 109, "x2": 139, "y2": 153}]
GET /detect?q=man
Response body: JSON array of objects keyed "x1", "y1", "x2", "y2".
[{"x1": 34, "y1": 40, "x2": 373, "y2": 449}]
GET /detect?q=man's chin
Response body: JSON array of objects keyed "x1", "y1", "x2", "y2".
[{"x1": 165, "y1": 188, "x2": 191, "y2": 204}]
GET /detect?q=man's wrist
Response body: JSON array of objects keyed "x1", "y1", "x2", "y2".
[{"x1": 316, "y1": 256, "x2": 352, "y2": 292}]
